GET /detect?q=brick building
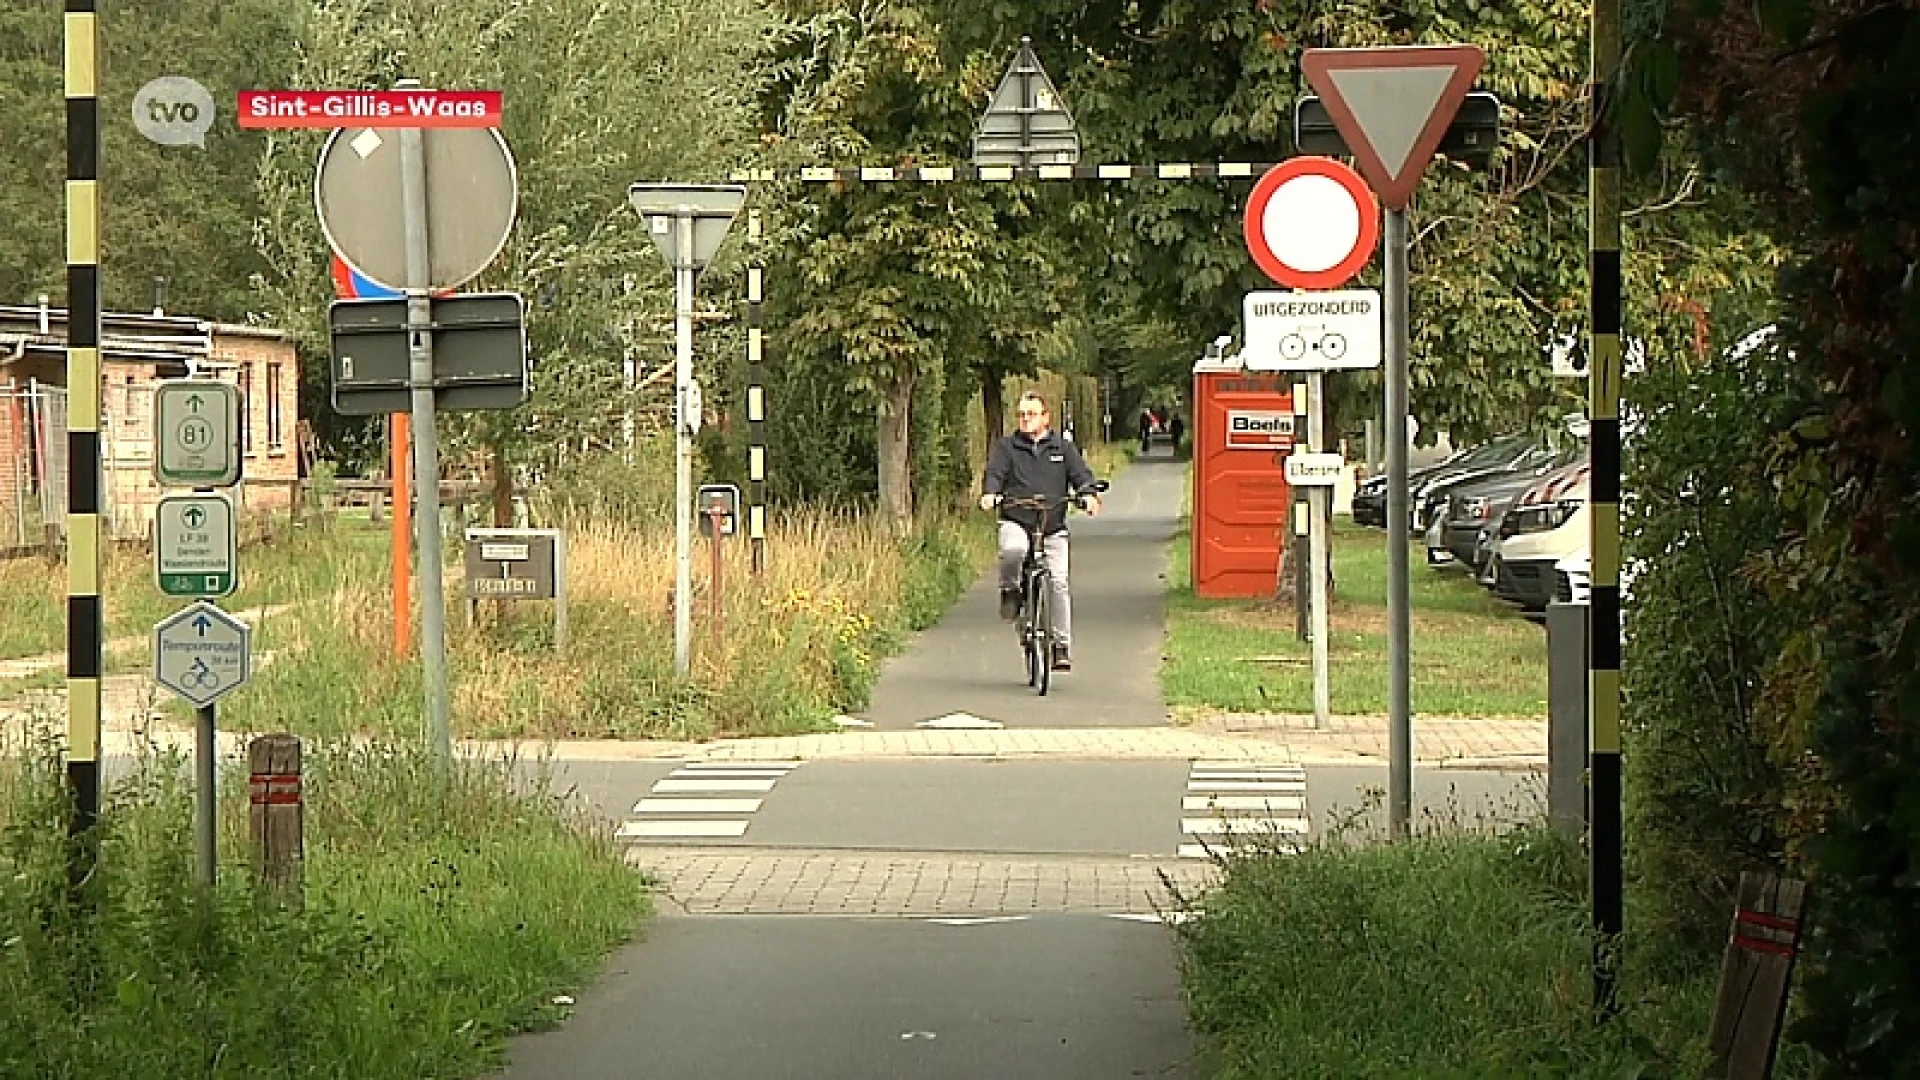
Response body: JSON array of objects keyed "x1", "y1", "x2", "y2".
[{"x1": 0, "y1": 301, "x2": 300, "y2": 545}]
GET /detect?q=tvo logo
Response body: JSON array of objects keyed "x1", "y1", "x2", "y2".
[{"x1": 133, "y1": 76, "x2": 215, "y2": 147}]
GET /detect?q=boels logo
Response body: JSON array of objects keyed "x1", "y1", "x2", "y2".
[{"x1": 1225, "y1": 410, "x2": 1294, "y2": 449}]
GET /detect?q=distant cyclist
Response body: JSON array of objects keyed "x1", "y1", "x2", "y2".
[{"x1": 979, "y1": 390, "x2": 1103, "y2": 671}]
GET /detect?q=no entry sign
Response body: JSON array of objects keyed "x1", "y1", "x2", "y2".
[{"x1": 1243, "y1": 156, "x2": 1379, "y2": 291}]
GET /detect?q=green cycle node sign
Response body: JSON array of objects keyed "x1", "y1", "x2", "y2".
[
  {"x1": 155, "y1": 493, "x2": 238, "y2": 597},
  {"x1": 153, "y1": 380, "x2": 242, "y2": 489}
]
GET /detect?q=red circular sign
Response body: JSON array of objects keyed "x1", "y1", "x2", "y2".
[{"x1": 1243, "y1": 157, "x2": 1379, "y2": 290}]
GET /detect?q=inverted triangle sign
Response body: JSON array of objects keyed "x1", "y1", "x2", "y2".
[{"x1": 1301, "y1": 45, "x2": 1485, "y2": 210}]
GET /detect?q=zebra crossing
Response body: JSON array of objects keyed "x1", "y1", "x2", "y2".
[
  {"x1": 1177, "y1": 761, "x2": 1310, "y2": 859},
  {"x1": 616, "y1": 761, "x2": 800, "y2": 841}
]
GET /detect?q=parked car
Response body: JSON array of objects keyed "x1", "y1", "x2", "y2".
[
  {"x1": 1429, "y1": 444, "x2": 1584, "y2": 570},
  {"x1": 1351, "y1": 450, "x2": 1472, "y2": 527},
  {"x1": 1489, "y1": 467, "x2": 1590, "y2": 611},
  {"x1": 1410, "y1": 434, "x2": 1559, "y2": 535}
]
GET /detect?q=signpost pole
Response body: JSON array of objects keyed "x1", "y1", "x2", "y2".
[
  {"x1": 392, "y1": 412, "x2": 412, "y2": 658},
  {"x1": 1308, "y1": 370, "x2": 1331, "y2": 731},
  {"x1": 1385, "y1": 208, "x2": 1412, "y2": 840},
  {"x1": 673, "y1": 215, "x2": 695, "y2": 677},
  {"x1": 397, "y1": 86, "x2": 451, "y2": 763},
  {"x1": 195, "y1": 703, "x2": 216, "y2": 885}
]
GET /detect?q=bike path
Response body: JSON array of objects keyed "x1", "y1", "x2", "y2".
[{"x1": 860, "y1": 450, "x2": 1185, "y2": 731}]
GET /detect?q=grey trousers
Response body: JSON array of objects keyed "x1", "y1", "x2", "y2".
[{"x1": 999, "y1": 521, "x2": 1072, "y2": 650}]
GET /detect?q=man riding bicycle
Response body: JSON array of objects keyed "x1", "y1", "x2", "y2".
[{"x1": 978, "y1": 390, "x2": 1103, "y2": 671}]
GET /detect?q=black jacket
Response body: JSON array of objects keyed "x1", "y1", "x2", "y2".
[{"x1": 983, "y1": 429, "x2": 1097, "y2": 535}]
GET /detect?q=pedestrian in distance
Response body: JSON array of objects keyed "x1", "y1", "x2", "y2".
[
  {"x1": 1138, "y1": 408, "x2": 1155, "y2": 455},
  {"x1": 1168, "y1": 411, "x2": 1185, "y2": 452},
  {"x1": 980, "y1": 390, "x2": 1104, "y2": 671}
]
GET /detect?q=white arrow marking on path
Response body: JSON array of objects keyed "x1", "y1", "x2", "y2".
[{"x1": 917, "y1": 712, "x2": 1003, "y2": 730}]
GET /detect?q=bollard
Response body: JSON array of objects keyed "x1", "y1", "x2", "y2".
[
  {"x1": 248, "y1": 733, "x2": 304, "y2": 911},
  {"x1": 1545, "y1": 601, "x2": 1590, "y2": 839}
]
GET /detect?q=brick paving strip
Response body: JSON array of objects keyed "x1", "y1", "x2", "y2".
[{"x1": 631, "y1": 846, "x2": 1223, "y2": 918}]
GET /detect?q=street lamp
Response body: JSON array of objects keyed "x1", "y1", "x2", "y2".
[{"x1": 629, "y1": 183, "x2": 746, "y2": 677}]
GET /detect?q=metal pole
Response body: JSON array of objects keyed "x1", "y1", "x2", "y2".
[
  {"x1": 397, "y1": 88, "x2": 451, "y2": 762},
  {"x1": 1589, "y1": 0, "x2": 1626, "y2": 1017},
  {"x1": 64, "y1": 1, "x2": 105, "y2": 885},
  {"x1": 195, "y1": 704, "x2": 216, "y2": 886},
  {"x1": 1293, "y1": 384, "x2": 1309, "y2": 643},
  {"x1": 673, "y1": 217, "x2": 695, "y2": 677},
  {"x1": 710, "y1": 511, "x2": 724, "y2": 644},
  {"x1": 1308, "y1": 370, "x2": 1330, "y2": 731},
  {"x1": 746, "y1": 210, "x2": 767, "y2": 575},
  {"x1": 1385, "y1": 207, "x2": 1412, "y2": 840},
  {"x1": 391, "y1": 412, "x2": 411, "y2": 658}
]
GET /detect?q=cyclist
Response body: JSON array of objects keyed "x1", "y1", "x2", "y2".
[{"x1": 978, "y1": 390, "x2": 1103, "y2": 671}]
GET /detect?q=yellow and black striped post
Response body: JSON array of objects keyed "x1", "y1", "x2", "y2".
[
  {"x1": 1589, "y1": 0, "x2": 1625, "y2": 1017},
  {"x1": 64, "y1": 0, "x2": 105, "y2": 866},
  {"x1": 745, "y1": 209, "x2": 767, "y2": 573}
]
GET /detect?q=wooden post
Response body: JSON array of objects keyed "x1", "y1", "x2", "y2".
[
  {"x1": 1708, "y1": 871, "x2": 1809, "y2": 1079},
  {"x1": 248, "y1": 734, "x2": 304, "y2": 910}
]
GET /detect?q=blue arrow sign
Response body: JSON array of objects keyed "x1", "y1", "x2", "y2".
[{"x1": 192, "y1": 613, "x2": 212, "y2": 635}]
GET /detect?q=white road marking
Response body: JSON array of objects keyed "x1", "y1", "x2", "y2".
[
  {"x1": 633, "y1": 798, "x2": 764, "y2": 814},
  {"x1": 1183, "y1": 794, "x2": 1307, "y2": 812},
  {"x1": 916, "y1": 712, "x2": 1003, "y2": 730},
  {"x1": 1182, "y1": 817, "x2": 1312, "y2": 835},
  {"x1": 664, "y1": 769, "x2": 791, "y2": 779},
  {"x1": 925, "y1": 915, "x2": 1031, "y2": 926},
  {"x1": 1186, "y1": 780, "x2": 1307, "y2": 792},
  {"x1": 617, "y1": 820, "x2": 751, "y2": 839},
  {"x1": 651, "y1": 778, "x2": 779, "y2": 793}
]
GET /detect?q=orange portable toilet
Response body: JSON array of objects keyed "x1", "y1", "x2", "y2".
[{"x1": 1191, "y1": 353, "x2": 1296, "y2": 598}]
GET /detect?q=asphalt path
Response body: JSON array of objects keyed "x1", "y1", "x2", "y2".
[
  {"x1": 859, "y1": 450, "x2": 1185, "y2": 730},
  {"x1": 499, "y1": 915, "x2": 1202, "y2": 1080}
]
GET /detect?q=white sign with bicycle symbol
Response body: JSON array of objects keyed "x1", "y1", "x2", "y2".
[
  {"x1": 1242, "y1": 289, "x2": 1382, "y2": 371},
  {"x1": 153, "y1": 601, "x2": 252, "y2": 708}
]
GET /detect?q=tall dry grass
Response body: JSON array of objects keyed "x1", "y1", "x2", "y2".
[{"x1": 210, "y1": 505, "x2": 992, "y2": 743}]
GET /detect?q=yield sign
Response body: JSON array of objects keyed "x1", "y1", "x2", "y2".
[{"x1": 1300, "y1": 45, "x2": 1485, "y2": 210}]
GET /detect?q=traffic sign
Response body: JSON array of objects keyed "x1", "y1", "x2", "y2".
[
  {"x1": 314, "y1": 125, "x2": 518, "y2": 293},
  {"x1": 1243, "y1": 157, "x2": 1379, "y2": 290},
  {"x1": 628, "y1": 184, "x2": 747, "y2": 273},
  {"x1": 971, "y1": 37, "x2": 1081, "y2": 168},
  {"x1": 1300, "y1": 45, "x2": 1486, "y2": 211},
  {"x1": 1285, "y1": 452, "x2": 1345, "y2": 487},
  {"x1": 328, "y1": 293, "x2": 530, "y2": 415},
  {"x1": 153, "y1": 601, "x2": 251, "y2": 708},
  {"x1": 1243, "y1": 289, "x2": 1383, "y2": 371},
  {"x1": 155, "y1": 493, "x2": 237, "y2": 597},
  {"x1": 153, "y1": 380, "x2": 242, "y2": 488}
]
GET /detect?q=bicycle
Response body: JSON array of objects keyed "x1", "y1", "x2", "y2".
[{"x1": 991, "y1": 481, "x2": 1110, "y2": 696}]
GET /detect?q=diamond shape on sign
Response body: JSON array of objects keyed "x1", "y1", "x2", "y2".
[{"x1": 351, "y1": 128, "x2": 382, "y2": 159}]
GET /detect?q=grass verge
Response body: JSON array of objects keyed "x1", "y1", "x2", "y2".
[
  {"x1": 0, "y1": 718, "x2": 647, "y2": 1078},
  {"x1": 1175, "y1": 821, "x2": 1817, "y2": 1078},
  {"x1": 1162, "y1": 517, "x2": 1547, "y2": 716}
]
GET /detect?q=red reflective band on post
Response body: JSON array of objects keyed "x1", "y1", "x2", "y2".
[
  {"x1": 1730, "y1": 908, "x2": 1802, "y2": 957},
  {"x1": 1735, "y1": 909, "x2": 1802, "y2": 934},
  {"x1": 1731, "y1": 934, "x2": 1797, "y2": 957},
  {"x1": 248, "y1": 773, "x2": 303, "y2": 805}
]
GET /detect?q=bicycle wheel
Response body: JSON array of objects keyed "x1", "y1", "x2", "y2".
[
  {"x1": 1023, "y1": 573, "x2": 1046, "y2": 687},
  {"x1": 1029, "y1": 574, "x2": 1052, "y2": 697}
]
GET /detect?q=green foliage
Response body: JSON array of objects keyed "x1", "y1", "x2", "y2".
[
  {"x1": 1622, "y1": 320, "x2": 1820, "y2": 964},
  {"x1": 1636, "y1": 1, "x2": 1920, "y2": 1071},
  {"x1": 0, "y1": 729, "x2": 646, "y2": 1078},
  {"x1": 1178, "y1": 825, "x2": 1734, "y2": 1078}
]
